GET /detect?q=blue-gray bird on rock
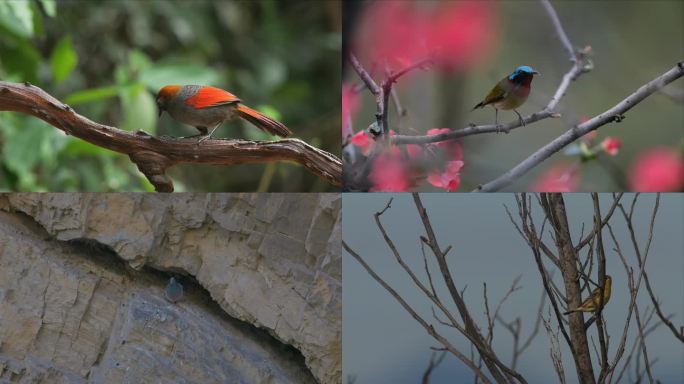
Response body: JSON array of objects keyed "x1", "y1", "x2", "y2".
[{"x1": 165, "y1": 277, "x2": 183, "y2": 303}]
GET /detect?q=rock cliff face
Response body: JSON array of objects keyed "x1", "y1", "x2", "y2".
[{"x1": 0, "y1": 193, "x2": 341, "y2": 384}]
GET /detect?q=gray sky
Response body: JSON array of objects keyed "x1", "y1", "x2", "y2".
[{"x1": 343, "y1": 193, "x2": 684, "y2": 383}]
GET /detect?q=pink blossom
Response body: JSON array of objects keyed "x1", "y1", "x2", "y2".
[
  {"x1": 601, "y1": 137, "x2": 621, "y2": 156},
  {"x1": 350, "y1": 130, "x2": 372, "y2": 155},
  {"x1": 355, "y1": 1, "x2": 496, "y2": 73},
  {"x1": 532, "y1": 163, "x2": 580, "y2": 192},
  {"x1": 628, "y1": 148, "x2": 684, "y2": 192},
  {"x1": 428, "y1": 2, "x2": 497, "y2": 71},
  {"x1": 369, "y1": 147, "x2": 412, "y2": 192},
  {"x1": 425, "y1": 128, "x2": 462, "y2": 160},
  {"x1": 350, "y1": 130, "x2": 399, "y2": 155},
  {"x1": 342, "y1": 84, "x2": 359, "y2": 132},
  {"x1": 422, "y1": 129, "x2": 465, "y2": 191},
  {"x1": 427, "y1": 160, "x2": 464, "y2": 192}
]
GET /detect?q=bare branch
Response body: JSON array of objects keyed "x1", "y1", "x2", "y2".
[
  {"x1": 422, "y1": 351, "x2": 447, "y2": 384},
  {"x1": 413, "y1": 193, "x2": 528, "y2": 384},
  {"x1": 0, "y1": 81, "x2": 342, "y2": 191},
  {"x1": 386, "y1": 58, "x2": 434, "y2": 85},
  {"x1": 617, "y1": 195, "x2": 683, "y2": 343},
  {"x1": 342, "y1": 241, "x2": 492, "y2": 383},
  {"x1": 542, "y1": 312, "x2": 567, "y2": 384},
  {"x1": 348, "y1": 53, "x2": 381, "y2": 96},
  {"x1": 540, "y1": 0, "x2": 577, "y2": 62},
  {"x1": 575, "y1": 193, "x2": 623, "y2": 252}
]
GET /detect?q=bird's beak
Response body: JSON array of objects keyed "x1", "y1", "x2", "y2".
[{"x1": 533, "y1": 71, "x2": 540, "y2": 76}]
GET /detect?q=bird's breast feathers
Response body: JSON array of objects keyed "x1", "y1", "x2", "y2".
[{"x1": 493, "y1": 82, "x2": 530, "y2": 110}]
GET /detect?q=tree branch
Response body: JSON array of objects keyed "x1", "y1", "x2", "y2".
[
  {"x1": 476, "y1": 62, "x2": 684, "y2": 191},
  {"x1": 342, "y1": 240, "x2": 492, "y2": 384},
  {"x1": 540, "y1": 0, "x2": 577, "y2": 63},
  {"x1": 0, "y1": 81, "x2": 342, "y2": 191}
]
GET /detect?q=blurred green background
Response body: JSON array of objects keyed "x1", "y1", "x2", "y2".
[
  {"x1": 346, "y1": 0, "x2": 683, "y2": 192},
  {"x1": 0, "y1": 0, "x2": 341, "y2": 192}
]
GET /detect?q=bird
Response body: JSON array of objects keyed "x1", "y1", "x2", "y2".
[
  {"x1": 156, "y1": 85, "x2": 292, "y2": 142},
  {"x1": 164, "y1": 277, "x2": 184, "y2": 303},
  {"x1": 472, "y1": 65, "x2": 539, "y2": 127},
  {"x1": 563, "y1": 275, "x2": 612, "y2": 315}
]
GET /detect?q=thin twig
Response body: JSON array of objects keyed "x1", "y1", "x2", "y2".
[
  {"x1": 540, "y1": 0, "x2": 577, "y2": 62},
  {"x1": 343, "y1": 241, "x2": 492, "y2": 384}
]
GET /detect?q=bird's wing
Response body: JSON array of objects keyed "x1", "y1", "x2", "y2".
[
  {"x1": 185, "y1": 86, "x2": 241, "y2": 109},
  {"x1": 481, "y1": 77, "x2": 511, "y2": 106}
]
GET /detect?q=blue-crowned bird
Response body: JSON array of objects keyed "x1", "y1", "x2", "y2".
[{"x1": 472, "y1": 65, "x2": 539, "y2": 127}]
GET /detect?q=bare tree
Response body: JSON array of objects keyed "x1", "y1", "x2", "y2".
[
  {"x1": 507, "y1": 193, "x2": 680, "y2": 384},
  {"x1": 344, "y1": 193, "x2": 680, "y2": 383}
]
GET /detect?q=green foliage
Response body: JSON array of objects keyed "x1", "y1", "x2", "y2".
[
  {"x1": 0, "y1": 0, "x2": 340, "y2": 191},
  {"x1": 50, "y1": 36, "x2": 77, "y2": 83}
]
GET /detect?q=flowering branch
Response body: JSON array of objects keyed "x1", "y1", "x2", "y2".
[
  {"x1": 392, "y1": 0, "x2": 589, "y2": 146},
  {"x1": 476, "y1": 62, "x2": 684, "y2": 192},
  {"x1": 0, "y1": 81, "x2": 342, "y2": 191}
]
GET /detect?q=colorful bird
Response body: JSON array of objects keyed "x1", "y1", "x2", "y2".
[
  {"x1": 472, "y1": 66, "x2": 539, "y2": 127},
  {"x1": 563, "y1": 275, "x2": 612, "y2": 315},
  {"x1": 165, "y1": 277, "x2": 184, "y2": 303},
  {"x1": 156, "y1": 85, "x2": 292, "y2": 142}
]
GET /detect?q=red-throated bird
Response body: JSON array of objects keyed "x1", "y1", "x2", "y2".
[
  {"x1": 472, "y1": 66, "x2": 539, "y2": 127},
  {"x1": 156, "y1": 85, "x2": 292, "y2": 142}
]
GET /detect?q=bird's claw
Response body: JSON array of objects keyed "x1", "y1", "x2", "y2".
[{"x1": 197, "y1": 135, "x2": 212, "y2": 144}]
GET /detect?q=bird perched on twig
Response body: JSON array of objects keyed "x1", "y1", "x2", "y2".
[
  {"x1": 472, "y1": 66, "x2": 540, "y2": 127},
  {"x1": 156, "y1": 85, "x2": 292, "y2": 143},
  {"x1": 165, "y1": 277, "x2": 184, "y2": 303},
  {"x1": 563, "y1": 275, "x2": 612, "y2": 315}
]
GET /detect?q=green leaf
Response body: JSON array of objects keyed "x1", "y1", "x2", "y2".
[
  {"x1": 64, "y1": 86, "x2": 119, "y2": 105},
  {"x1": 3, "y1": 122, "x2": 51, "y2": 176},
  {"x1": 38, "y1": 0, "x2": 56, "y2": 17},
  {"x1": 0, "y1": 37, "x2": 41, "y2": 82},
  {"x1": 121, "y1": 83, "x2": 157, "y2": 134},
  {"x1": 128, "y1": 50, "x2": 151, "y2": 72},
  {"x1": 50, "y1": 36, "x2": 78, "y2": 83},
  {"x1": 0, "y1": 0, "x2": 34, "y2": 38},
  {"x1": 255, "y1": 104, "x2": 282, "y2": 121},
  {"x1": 63, "y1": 138, "x2": 115, "y2": 157},
  {"x1": 138, "y1": 62, "x2": 220, "y2": 91}
]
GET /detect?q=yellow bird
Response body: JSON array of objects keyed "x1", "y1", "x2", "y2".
[{"x1": 563, "y1": 276, "x2": 612, "y2": 315}]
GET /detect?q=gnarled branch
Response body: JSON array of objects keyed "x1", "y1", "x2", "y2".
[{"x1": 0, "y1": 81, "x2": 342, "y2": 191}]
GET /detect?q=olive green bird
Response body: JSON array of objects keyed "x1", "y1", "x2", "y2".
[
  {"x1": 472, "y1": 65, "x2": 540, "y2": 127},
  {"x1": 563, "y1": 276, "x2": 612, "y2": 315}
]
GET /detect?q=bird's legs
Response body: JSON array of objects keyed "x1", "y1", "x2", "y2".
[
  {"x1": 514, "y1": 109, "x2": 525, "y2": 127},
  {"x1": 180, "y1": 126, "x2": 208, "y2": 139},
  {"x1": 197, "y1": 124, "x2": 222, "y2": 144},
  {"x1": 495, "y1": 108, "x2": 504, "y2": 133}
]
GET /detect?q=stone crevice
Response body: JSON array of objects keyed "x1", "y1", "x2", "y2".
[{"x1": 0, "y1": 193, "x2": 340, "y2": 384}]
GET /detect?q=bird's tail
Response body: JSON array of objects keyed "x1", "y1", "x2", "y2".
[
  {"x1": 236, "y1": 105, "x2": 292, "y2": 137},
  {"x1": 472, "y1": 101, "x2": 485, "y2": 111}
]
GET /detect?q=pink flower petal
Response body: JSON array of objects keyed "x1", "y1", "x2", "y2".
[
  {"x1": 532, "y1": 163, "x2": 580, "y2": 192},
  {"x1": 628, "y1": 148, "x2": 684, "y2": 192}
]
